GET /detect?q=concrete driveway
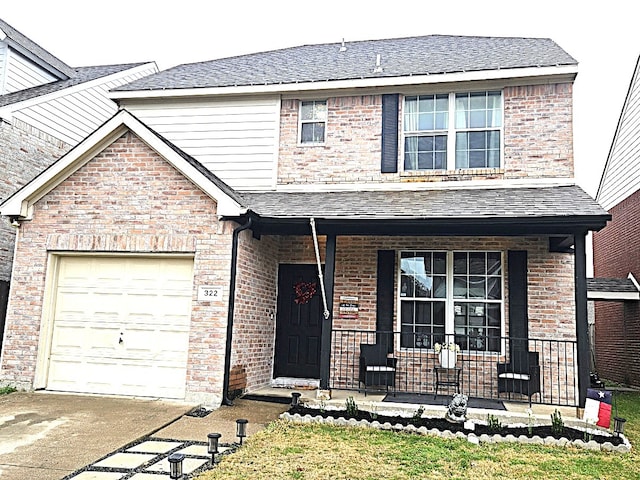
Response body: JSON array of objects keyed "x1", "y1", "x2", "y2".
[{"x1": 0, "y1": 391, "x2": 193, "y2": 480}]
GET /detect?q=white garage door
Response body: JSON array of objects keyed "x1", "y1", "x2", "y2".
[{"x1": 47, "y1": 256, "x2": 194, "y2": 399}]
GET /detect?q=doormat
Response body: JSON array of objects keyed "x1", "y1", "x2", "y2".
[
  {"x1": 382, "y1": 393, "x2": 506, "y2": 410},
  {"x1": 241, "y1": 393, "x2": 293, "y2": 404}
]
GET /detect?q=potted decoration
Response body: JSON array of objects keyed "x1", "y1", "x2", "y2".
[{"x1": 434, "y1": 341, "x2": 461, "y2": 368}]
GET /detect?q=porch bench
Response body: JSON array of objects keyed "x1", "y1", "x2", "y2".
[
  {"x1": 359, "y1": 343, "x2": 397, "y2": 397},
  {"x1": 497, "y1": 350, "x2": 540, "y2": 406}
]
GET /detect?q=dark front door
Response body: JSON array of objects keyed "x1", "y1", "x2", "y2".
[{"x1": 274, "y1": 264, "x2": 323, "y2": 379}]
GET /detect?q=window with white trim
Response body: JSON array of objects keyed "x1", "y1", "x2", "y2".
[
  {"x1": 299, "y1": 100, "x2": 327, "y2": 144},
  {"x1": 402, "y1": 91, "x2": 502, "y2": 171},
  {"x1": 399, "y1": 250, "x2": 503, "y2": 352}
]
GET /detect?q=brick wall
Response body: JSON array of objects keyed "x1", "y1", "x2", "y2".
[
  {"x1": 0, "y1": 119, "x2": 70, "y2": 282},
  {"x1": 592, "y1": 189, "x2": 640, "y2": 386},
  {"x1": 230, "y1": 231, "x2": 279, "y2": 394},
  {"x1": 277, "y1": 84, "x2": 574, "y2": 185},
  {"x1": 0, "y1": 132, "x2": 234, "y2": 406},
  {"x1": 504, "y1": 83, "x2": 574, "y2": 179}
]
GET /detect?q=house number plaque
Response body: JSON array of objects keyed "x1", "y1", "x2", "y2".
[{"x1": 198, "y1": 286, "x2": 223, "y2": 301}]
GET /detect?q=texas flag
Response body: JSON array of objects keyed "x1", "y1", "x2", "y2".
[{"x1": 583, "y1": 388, "x2": 613, "y2": 428}]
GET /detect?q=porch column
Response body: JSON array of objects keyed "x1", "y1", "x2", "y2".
[
  {"x1": 319, "y1": 234, "x2": 336, "y2": 390},
  {"x1": 574, "y1": 231, "x2": 589, "y2": 407}
]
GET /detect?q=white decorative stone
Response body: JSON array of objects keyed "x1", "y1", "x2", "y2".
[{"x1": 467, "y1": 435, "x2": 480, "y2": 445}]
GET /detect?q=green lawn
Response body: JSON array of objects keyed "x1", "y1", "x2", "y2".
[{"x1": 196, "y1": 391, "x2": 640, "y2": 480}]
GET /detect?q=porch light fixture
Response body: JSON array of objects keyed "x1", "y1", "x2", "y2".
[
  {"x1": 168, "y1": 452, "x2": 185, "y2": 479},
  {"x1": 207, "y1": 432, "x2": 221, "y2": 465},
  {"x1": 236, "y1": 418, "x2": 248, "y2": 444},
  {"x1": 614, "y1": 417, "x2": 627, "y2": 437},
  {"x1": 291, "y1": 392, "x2": 302, "y2": 407}
]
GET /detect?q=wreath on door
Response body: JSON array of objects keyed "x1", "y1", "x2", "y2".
[{"x1": 293, "y1": 281, "x2": 317, "y2": 304}]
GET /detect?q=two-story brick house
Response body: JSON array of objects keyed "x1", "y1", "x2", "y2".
[
  {"x1": 0, "y1": 18, "x2": 157, "y2": 342},
  {"x1": 0, "y1": 35, "x2": 609, "y2": 408}
]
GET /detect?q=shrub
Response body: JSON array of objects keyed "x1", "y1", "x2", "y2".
[
  {"x1": 411, "y1": 405, "x2": 425, "y2": 423},
  {"x1": 487, "y1": 414, "x2": 503, "y2": 432},
  {"x1": 551, "y1": 409, "x2": 564, "y2": 436},
  {"x1": 345, "y1": 396, "x2": 359, "y2": 416},
  {"x1": 0, "y1": 386, "x2": 16, "y2": 395}
]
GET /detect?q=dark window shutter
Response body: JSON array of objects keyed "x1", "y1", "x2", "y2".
[
  {"x1": 377, "y1": 250, "x2": 395, "y2": 350},
  {"x1": 381, "y1": 94, "x2": 399, "y2": 173},
  {"x1": 508, "y1": 250, "x2": 528, "y2": 354}
]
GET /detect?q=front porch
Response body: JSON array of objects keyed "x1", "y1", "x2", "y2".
[
  {"x1": 226, "y1": 185, "x2": 610, "y2": 410},
  {"x1": 244, "y1": 383, "x2": 583, "y2": 426},
  {"x1": 330, "y1": 330, "x2": 578, "y2": 407}
]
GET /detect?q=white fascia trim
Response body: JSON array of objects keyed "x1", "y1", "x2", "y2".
[
  {"x1": 0, "y1": 62, "x2": 157, "y2": 118},
  {"x1": 0, "y1": 110, "x2": 245, "y2": 218},
  {"x1": 629, "y1": 273, "x2": 640, "y2": 292},
  {"x1": 587, "y1": 291, "x2": 640, "y2": 301},
  {"x1": 268, "y1": 177, "x2": 576, "y2": 193},
  {"x1": 5, "y1": 41, "x2": 71, "y2": 80},
  {"x1": 110, "y1": 65, "x2": 578, "y2": 100}
]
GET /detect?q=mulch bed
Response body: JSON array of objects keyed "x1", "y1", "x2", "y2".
[{"x1": 288, "y1": 405, "x2": 624, "y2": 446}]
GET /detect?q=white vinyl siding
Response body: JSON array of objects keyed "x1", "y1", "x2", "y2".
[
  {"x1": 126, "y1": 98, "x2": 280, "y2": 190},
  {"x1": 0, "y1": 44, "x2": 7, "y2": 93},
  {"x1": 10, "y1": 64, "x2": 157, "y2": 145},
  {"x1": 2, "y1": 47, "x2": 57, "y2": 94},
  {"x1": 598, "y1": 61, "x2": 640, "y2": 210}
]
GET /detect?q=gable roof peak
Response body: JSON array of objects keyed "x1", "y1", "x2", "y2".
[{"x1": 0, "y1": 17, "x2": 76, "y2": 79}]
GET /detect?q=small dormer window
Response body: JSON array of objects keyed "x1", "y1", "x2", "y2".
[{"x1": 299, "y1": 100, "x2": 327, "y2": 144}]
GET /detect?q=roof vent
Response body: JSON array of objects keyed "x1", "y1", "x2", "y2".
[
  {"x1": 339, "y1": 39, "x2": 347, "y2": 52},
  {"x1": 373, "y1": 54, "x2": 383, "y2": 73}
]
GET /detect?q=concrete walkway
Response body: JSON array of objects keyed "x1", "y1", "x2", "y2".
[
  {"x1": 0, "y1": 392, "x2": 289, "y2": 480},
  {"x1": 0, "y1": 392, "x2": 191, "y2": 480}
]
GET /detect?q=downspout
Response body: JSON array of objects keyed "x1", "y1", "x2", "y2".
[{"x1": 222, "y1": 216, "x2": 253, "y2": 406}]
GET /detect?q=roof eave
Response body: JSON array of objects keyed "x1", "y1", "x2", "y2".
[
  {"x1": 227, "y1": 213, "x2": 610, "y2": 236},
  {"x1": 110, "y1": 65, "x2": 578, "y2": 101}
]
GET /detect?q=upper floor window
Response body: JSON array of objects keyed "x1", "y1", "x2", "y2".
[
  {"x1": 299, "y1": 100, "x2": 327, "y2": 144},
  {"x1": 403, "y1": 91, "x2": 502, "y2": 171}
]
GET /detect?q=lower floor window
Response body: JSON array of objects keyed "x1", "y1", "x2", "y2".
[{"x1": 400, "y1": 250, "x2": 503, "y2": 352}]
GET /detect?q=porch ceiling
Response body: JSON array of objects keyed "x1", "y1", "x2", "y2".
[{"x1": 232, "y1": 185, "x2": 610, "y2": 237}]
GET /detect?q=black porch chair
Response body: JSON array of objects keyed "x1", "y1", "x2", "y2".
[
  {"x1": 358, "y1": 343, "x2": 397, "y2": 396},
  {"x1": 497, "y1": 350, "x2": 541, "y2": 406}
]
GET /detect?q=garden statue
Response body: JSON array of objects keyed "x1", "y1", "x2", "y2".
[{"x1": 445, "y1": 393, "x2": 469, "y2": 423}]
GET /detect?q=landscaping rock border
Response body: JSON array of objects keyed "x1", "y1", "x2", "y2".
[{"x1": 280, "y1": 412, "x2": 632, "y2": 453}]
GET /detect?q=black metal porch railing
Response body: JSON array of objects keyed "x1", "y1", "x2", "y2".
[{"x1": 330, "y1": 330, "x2": 579, "y2": 407}]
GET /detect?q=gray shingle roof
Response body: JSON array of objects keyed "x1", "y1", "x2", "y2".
[
  {"x1": 114, "y1": 35, "x2": 577, "y2": 92},
  {"x1": 238, "y1": 185, "x2": 606, "y2": 220},
  {"x1": 587, "y1": 278, "x2": 639, "y2": 293},
  {"x1": 0, "y1": 63, "x2": 149, "y2": 108},
  {"x1": 0, "y1": 18, "x2": 75, "y2": 78}
]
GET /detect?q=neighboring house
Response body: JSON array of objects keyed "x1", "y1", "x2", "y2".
[
  {"x1": 591, "y1": 55, "x2": 640, "y2": 387},
  {"x1": 0, "y1": 35, "x2": 610, "y2": 408},
  {"x1": 0, "y1": 18, "x2": 158, "y2": 339}
]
